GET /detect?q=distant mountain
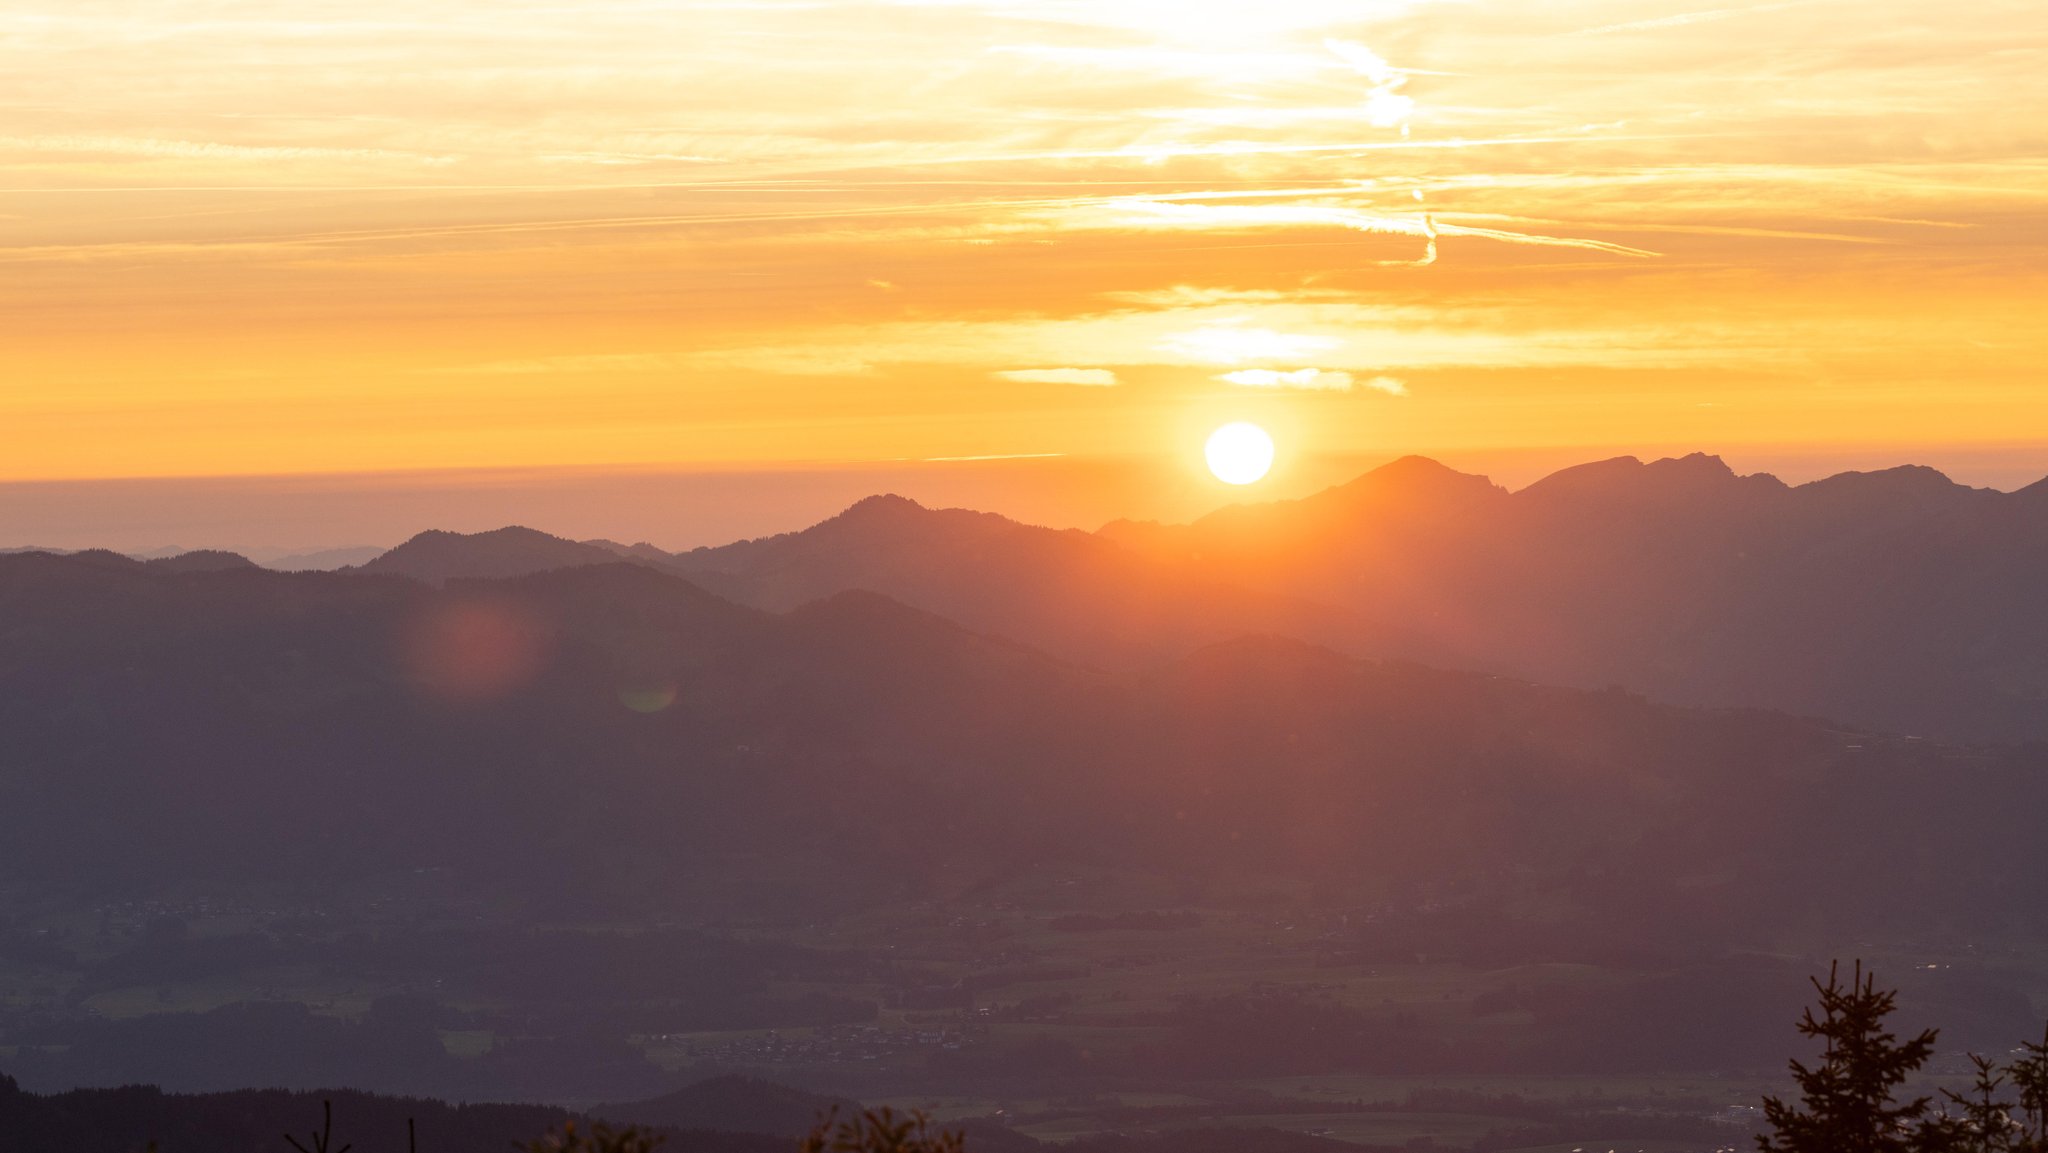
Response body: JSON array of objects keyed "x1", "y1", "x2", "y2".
[
  {"x1": 2, "y1": 549, "x2": 2043, "y2": 940},
  {"x1": 355, "y1": 525, "x2": 634, "y2": 584},
  {"x1": 95, "y1": 451, "x2": 2048, "y2": 740},
  {"x1": 0, "y1": 547, "x2": 259, "y2": 572},
  {"x1": 346, "y1": 500, "x2": 1362, "y2": 672},
  {"x1": 662, "y1": 494, "x2": 1359, "y2": 670},
  {"x1": 145, "y1": 548, "x2": 260, "y2": 573},
  {"x1": 1105, "y1": 453, "x2": 2048, "y2": 742},
  {"x1": 262, "y1": 544, "x2": 387, "y2": 572}
]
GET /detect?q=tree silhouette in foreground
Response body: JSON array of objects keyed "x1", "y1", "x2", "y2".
[
  {"x1": 2009, "y1": 1024, "x2": 2048, "y2": 1150},
  {"x1": 1757, "y1": 960, "x2": 1942, "y2": 1153},
  {"x1": 286, "y1": 1100, "x2": 354, "y2": 1153},
  {"x1": 801, "y1": 1108, "x2": 964, "y2": 1153},
  {"x1": 523, "y1": 1119, "x2": 666, "y2": 1153}
]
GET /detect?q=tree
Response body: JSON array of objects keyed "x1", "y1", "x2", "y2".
[
  {"x1": 285, "y1": 1100, "x2": 353, "y2": 1153},
  {"x1": 1938, "y1": 1055, "x2": 2018, "y2": 1153},
  {"x1": 1757, "y1": 960, "x2": 1943, "y2": 1153},
  {"x1": 523, "y1": 1119, "x2": 665, "y2": 1153},
  {"x1": 802, "y1": 1108, "x2": 965, "y2": 1153},
  {"x1": 2009, "y1": 1023, "x2": 2048, "y2": 1151}
]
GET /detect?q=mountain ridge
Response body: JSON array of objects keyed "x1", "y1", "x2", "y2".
[{"x1": 112, "y1": 449, "x2": 2048, "y2": 741}]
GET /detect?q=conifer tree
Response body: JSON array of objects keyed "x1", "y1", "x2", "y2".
[
  {"x1": 802, "y1": 1107, "x2": 965, "y2": 1153},
  {"x1": 2008, "y1": 1023, "x2": 2048, "y2": 1151},
  {"x1": 1938, "y1": 1055, "x2": 2017, "y2": 1153},
  {"x1": 523, "y1": 1119, "x2": 665, "y2": 1153},
  {"x1": 1757, "y1": 960, "x2": 1942, "y2": 1153}
]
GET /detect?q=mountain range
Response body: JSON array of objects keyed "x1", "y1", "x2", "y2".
[
  {"x1": 2, "y1": 524, "x2": 2043, "y2": 938},
  {"x1": 8, "y1": 457, "x2": 2048, "y2": 1108},
  {"x1": 337, "y1": 453, "x2": 2048, "y2": 743}
]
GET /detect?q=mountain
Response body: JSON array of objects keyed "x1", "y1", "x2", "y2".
[
  {"x1": 145, "y1": 548, "x2": 261, "y2": 573},
  {"x1": 86, "y1": 450, "x2": 2048, "y2": 741},
  {"x1": 344, "y1": 501, "x2": 1360, "y2": 673},
  {"x1": 1106, "y1": 453, "x2": 2048, "y2": 742},
  {"x1": 261, "y1": 544, "x2": 388, "y2": 571},
  {"x1": 662, "y1": 494, "x2": 1359, "y2": 670},
  {"x1": 1, "y1": 548, "x2": 2042, "y2": 938},
  {"x1": 0, "y1": 547, "x2": 259, "y2": 572},
  {"x1": 355, "y1": 525, "x2": 631, "y2": 584}
]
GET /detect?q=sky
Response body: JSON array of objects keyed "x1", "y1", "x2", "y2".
[{"x1": 2, "y1": 0, "x2": 2045, "y2": 546}]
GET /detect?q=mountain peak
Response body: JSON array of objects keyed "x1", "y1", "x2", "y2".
[
  {"x1": 837, "y1": 493, "x2": 928, "y2": 520},
  {"x1": 1519, "y1": 452, "x2": 1785, "y2": 507},
  {"x1": 358, "y1": 525, "x2": 623, "y2": 584},
  {"x1": 1371, "y1": 454, "x2": 1485, "y2": 484},
  {"x1": 1799, "y1": 463, "x2": 1970, "y2": 498},
  {"x1": 1330, "y1": 455, "x2": 1504, "y2": 505},
  {"x1": 146, "y1": 549, "x2": 259, "y2": 574},
  {"x1": 1649, "y1": 450, "x2": 1735, "y2": 477}
]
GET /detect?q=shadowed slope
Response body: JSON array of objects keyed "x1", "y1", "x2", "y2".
[{"x1": 3, "y1": 551, "x2": 2046, "y2": 939}]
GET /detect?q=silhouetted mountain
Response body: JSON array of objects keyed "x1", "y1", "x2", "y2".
[
  {"x1": 1105, "y1": 453, "x2": 2048, "y2": 742},
  {"x1": 146, "y1": 548, "x2": 260, "y2": 573},
  {"x1": 262, "y1": 544, "x2": 387, "y2": 571},
  {"x1": 357, "y1": 525, "x2": 630, "y2": 584},
  {"x1": 586, "y1": 537, "x2": 684, "y2": 564},
  {"x1": 1, "y1": 548, "x2": 2042, "y2": 939},
  {"x1": 0, "y1": 546, "x2": 259, "y2": 572},
  {"x1": 663, "y1": 494, "x2": 1356, "y2": 669},
  {"x1": 333, "y1": 455, "x2": 2048, "y2": 742}
]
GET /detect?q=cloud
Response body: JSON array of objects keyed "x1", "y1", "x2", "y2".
[
  {"x1": 0, "y1": 135, "x2": 454, "y2": 164},
  {"x1": 1220, "y1": 368, "x2": 1352, "y2": 390},
  {"x1": 1112, "y1": 197, "x2": 1654, "y2": 259},
  {"x1": 1159, "y1": 323, "x2": 1342, "y2": 365},
  {"x1": 1572, "y1": 2, "x2": 1814, "y2": 36},
  {"x1": 441, "y1": 353, "x2": 668, "y2": 375},
  {"x1": 1324, "y1": 39, "x2": 1415, "y2": 129},
  {"x1": 1105, "y1": 285, "x2": 1293, "y2": 307},
  {"x1": 994, "y1": 367, "x2": 1118, "y2": 386},
  {"x1": 1218, "y1": 369, "x2": 1409, "y2": 395}
]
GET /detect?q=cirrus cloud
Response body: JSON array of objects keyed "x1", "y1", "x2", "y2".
[
  {"x1": 1218, "y1": 368, "x2": 1410, "y2": 395},
  {"x1": 1159, "y1": 323, "x2": 1342, "y2": 365},
  {"x1": 994, "y1": 367, "x2": 1119, "y2": 386}
]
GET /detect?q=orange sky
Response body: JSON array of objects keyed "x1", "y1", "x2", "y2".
[{"x1": 3, "y1": 0, "x2": 2045, "y2": 524}]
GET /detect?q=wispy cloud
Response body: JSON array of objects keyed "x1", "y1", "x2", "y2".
[
  {"x1": 1218, "y1": 368, "x2": 1410, "y2": 394},
  {"x1": 438, "y1": 353, "x2": 668, "y2": 376},
  {"x1": 1324, "y1": 39, "x2": 1416, "y2": 129},
  {"x1": 0, "y1": 135, "x2": 455, "y2": 164},
  {"x1": 1160, "y1": 323, "x2": 1342, "y2": 365},
  {"x1": 994, "y1": 368, "x2": 1118, "y2": 386},
  {"x1": 1571, "y1": 2, "x2": 1815, "y2": 36}
]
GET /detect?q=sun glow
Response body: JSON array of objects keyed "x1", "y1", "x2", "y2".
[{"x1": 1205, "y1": 422, "x2": 1276, "y2": 485}]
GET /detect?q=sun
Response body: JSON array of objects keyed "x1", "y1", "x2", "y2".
[{"x1": 1205, "y1": 421, "x2": 1275, "y2": 485}]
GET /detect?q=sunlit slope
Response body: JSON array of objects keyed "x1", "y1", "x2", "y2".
[{"x1": 1105, "y1": 454, "x2": 2048, "y2": 741}]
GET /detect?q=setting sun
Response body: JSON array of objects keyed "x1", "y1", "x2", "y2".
[{"x1": 1206, "y1": 422, "x2": 1276, "y2": 486}]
